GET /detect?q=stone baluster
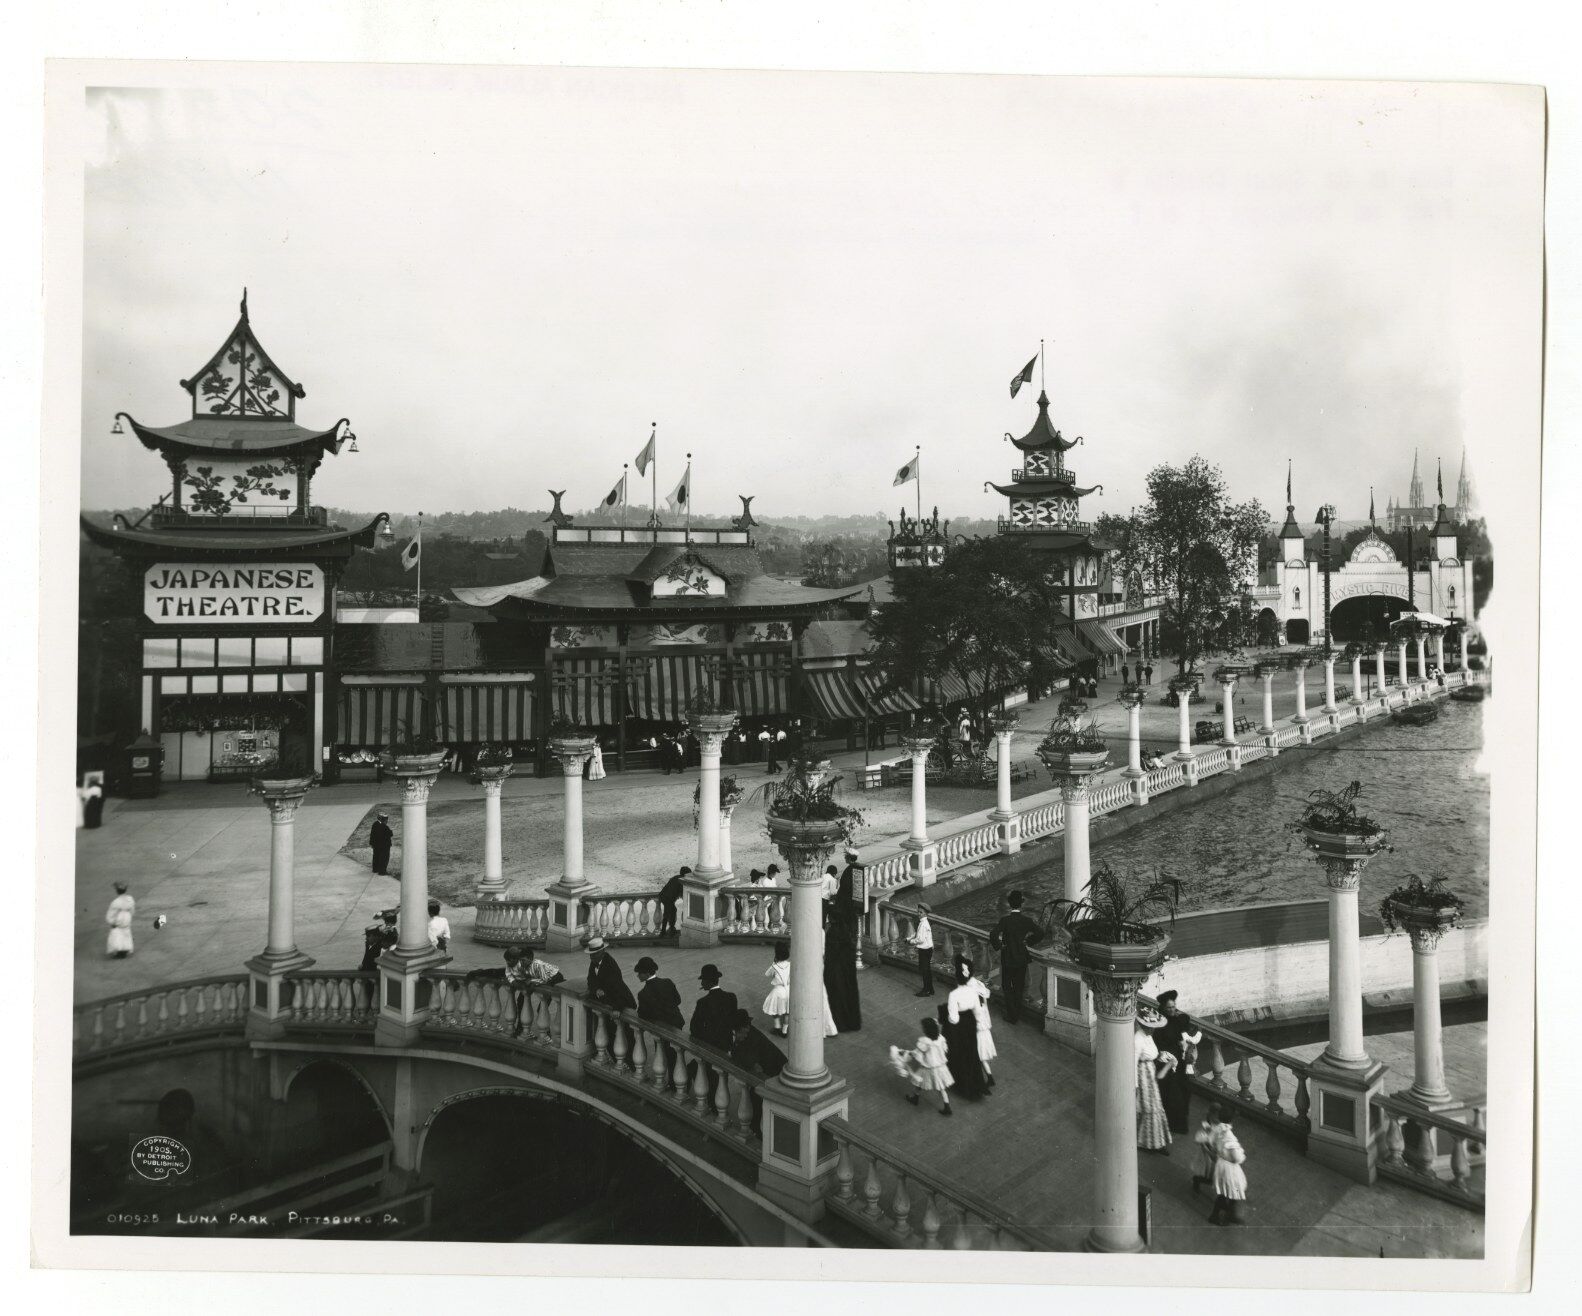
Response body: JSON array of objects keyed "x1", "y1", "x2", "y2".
[
  {"x1": 474, "y1": 762, "x2": 513, "y2": 900},
  {"x1": 544, "y1": 736, "x2": 599, "y2": 951},
  {"x1": 246, "y1": 775, "x2": 316, "y2": 1039}
]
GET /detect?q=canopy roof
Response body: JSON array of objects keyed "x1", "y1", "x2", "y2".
[
  {"x1": 80, "y1": 512, "x2": 387, "y2": 558},
  {"x1": 123, "y1": 414, "x2": 349, "y2": 459},
  {"x1": 1009, "y1": 391, "x2": 1081, "y2": 453},
  {"x1": 989, "y1": 479, "x2": 1100, "y2": 499}
]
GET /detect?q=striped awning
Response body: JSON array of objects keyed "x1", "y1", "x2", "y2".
[
  {"x1": 803, "y1": 669, "x2": 867, "y2": 722},
  {"x1": 625, "y1": 651, "x2": 707, "y2": 723},
  {"x1": 1078, "y1": 620, "x2": 1129, "y2": 657},
  {"x1": 337, "y1": 679, "x2": 425, "y2": 748},
  {"x1": 552, "y1": 657, "x2": 621, "y2": 727},
  {"x1": 856, "y1": 671, "x2": 922, "y2": 716},
  {"x1": 729, "y1": 650, "x2": 790, "y2": 717},
  {"x1": 439, "y1": 679, "x2": 535, "y2": 744},
  {"x1": 929, "y1": 672, "x2": 972, "y2": 706}
]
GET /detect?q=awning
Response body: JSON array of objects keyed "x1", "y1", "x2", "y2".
[
  {"x1": 929, "y1": 672, "x2": 972, "y2": 706},
  {"x1": 338, "y1": 680, "x2": 424, "y2": 748},
  {"x1": 438, "y1": 680, "x2": 535, "y2": 744},
  {"x1": 803, "y1": 669, "x2": 867, "y2": 721},
  {"x1": 729, "y1": 650, "x2": 790, "y2": 717},
  {"x1": 1078, "y1": 620, "x2": 1129, "y2": 657},
  {"x1": 856, "y1": 671, "x2": 922, "y2": 715},
  {"x1": 624, "y1": 651, "x2": 706, "y2": 723},
  {"x1": 552, "y1": 657, "x2": 621, "y2": 726}
]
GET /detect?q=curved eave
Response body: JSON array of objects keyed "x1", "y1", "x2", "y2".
[
  {"x1": 1008, "y1": 392, "x2": 1081, "y2": 453},
  {"x1": 482, "y1": 584, "x2": 864, "y2": 620},
  {"x1": 80, "y1": 512, "x2": 387, "y2": 556},
  {"x1": 124, "y1": 414, "x2": 347, "y2": 459},
  {"x1": 990, "y1": 481, "x2": 1099, "y2": 498}
]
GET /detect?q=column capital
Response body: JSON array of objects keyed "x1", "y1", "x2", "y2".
[
  {"x1": 1082, "y1": 971, "x2": 1149, "y2": 1021},
  {"x1": 1407, "y1": 924, "x2": 1448, "y2": 953},
  {"x1": 901, "y1": 733, "x2": 936, "y2": 759},
  {"x1": 1058, "y1": 775, "x2": 1093, "y2": 804},
  {"x1": 685, "y1": 708, "x2": 739, "y2": 747},
  {"x1": 472, "y1": 761, "x2": 513, "y2": 790},
  {"x1": 1319, "y1": 856, "x2": 1367, "y2": 890},
  {"x1": 250, "y1": 775, "x2": 315, "y2": 820},
  {"x1": 1117, "y1": 687, "x2": 1146, "y2": 709},
  {"x1": 399, "y1": 774, "x2": 434, "y2": 806},
  {"x1": 549, "y1": 736, "x2": 597, "y2": 773}
]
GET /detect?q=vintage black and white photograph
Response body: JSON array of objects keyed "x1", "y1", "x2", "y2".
[{"x1": 35, "y1": 53, "x2": 1541, "y2": 1285}]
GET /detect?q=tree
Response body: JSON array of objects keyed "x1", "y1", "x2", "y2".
[
  {"x1": 865, "y1": 535, "x2": 1074, "y2": 716},
  {"x1": 1134, "y1": 457, "x2": 1267, "y2": 678},
  {"x1": 1094, "y1": 511, "x2": 1148, "y2": 603}
]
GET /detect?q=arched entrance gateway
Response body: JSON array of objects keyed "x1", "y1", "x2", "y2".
[
  {"x1": 416, "y1": 1091, "x2": 742, "y2": 1245},
  {"x1": 1329, "y1": 593, "x2": 1411, "y2": 644}
]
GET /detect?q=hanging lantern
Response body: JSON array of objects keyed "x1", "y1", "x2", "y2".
[{"x1": 110, "y1": 416, "x2": 124, "y2": 435}]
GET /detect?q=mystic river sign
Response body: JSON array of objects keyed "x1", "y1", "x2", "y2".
[{"x1": 144, "y1": 563, "x2": 325, "y2": 624}]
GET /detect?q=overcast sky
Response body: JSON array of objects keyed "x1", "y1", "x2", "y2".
[{"x1": 79, "y1": 69, "x2": 1541, "y2": 525}]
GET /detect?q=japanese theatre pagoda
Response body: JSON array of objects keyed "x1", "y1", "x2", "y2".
[{"x1": 81, "y1": 292, "x2": 384, "y2": 782}]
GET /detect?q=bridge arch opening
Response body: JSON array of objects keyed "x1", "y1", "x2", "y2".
[
  {"x1": 418, "y1": 1091, "x2": 742, "y2": 1245},
  {"x1": 1255, "y1": 608, "x2": 1280, "y2": 646},
  {"x1": 268, "y1": 1059, "x2": 391, "y2": 1180},
  {"x1": 1330, "y1": 594, "x2": 1410, "y2": 643}
]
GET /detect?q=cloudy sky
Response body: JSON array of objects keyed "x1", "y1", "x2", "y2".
[{"x1": 79, "y1": 68, "x2": 1542, "y2": 525}]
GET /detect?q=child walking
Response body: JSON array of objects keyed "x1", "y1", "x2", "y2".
[
  {"x1": 762, "y1": 940, "x2": 792, "y2": 1036},
  {"x1": 909, "y1": 1016, "x2": 954, "y2": 1115},
  {"x1": 1191, "y1": 1106, "x2": 1224, "y2": 1194},
  {"x1": 1207, "y1": 1109, "x2": 1249, "y2": 1225}
]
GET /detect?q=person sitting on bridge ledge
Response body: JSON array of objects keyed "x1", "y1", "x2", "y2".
[
  {"x1": 689, "y1": 964, "x2": 739, "y2": 1054},
  {"x1": 584, "y1": 936, "x2": 636, "y2": 1011},
  {"x1": 635, "y1": 956, "x2": 683, "y2": 1029}
]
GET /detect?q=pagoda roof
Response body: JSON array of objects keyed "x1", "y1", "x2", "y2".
[
  {"x1": 180, "y1": 290, "x2": 305, "y2": 419},
  {"x1": 80, "y1": 512, "x2": 387, "y2": 558},
  {"x1": 1008, "y1": 391, "x2": 1081, "y2": 453},
  {"x1": 452, "y1": 571, "x2": 863, "y2": 617},
  {"x1": 121, "y1": 414, "x2": 349, "y2": 459},
  {"x1": 989, "y1": 479, "x2": 1100, "y2": 499}
]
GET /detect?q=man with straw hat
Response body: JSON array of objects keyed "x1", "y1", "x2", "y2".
[{"x1": 584, "y1": 935, "x2": 635, "y2": 1010}]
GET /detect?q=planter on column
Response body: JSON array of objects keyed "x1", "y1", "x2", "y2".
[
  {"x1": 681, "y1": 710, "x2": 741, "y2": 947},
  {"x1": 1069, "y1": 931, "x2": 1171, "y2": 1253},
  {"x1": 988, "y1": 710, "x2": 1022, "y2": 854},
  {"x1": 472, "y1": 759, "x2": 514, "y2": 901},
  {"x1": 245, "y1": 775, "x2": 316, "y2": 1039},
  {"x1": 1295, "y1": 817, "x2": 1389, "y2": 1182},
  {"x1": 900, "y1": 731, "x2": 939, "y2": 885},
  {"x1": 1036, "y1": 710, "x2": 1109, "y2": 904},
  {"x1": 544, "y1": 733, "x2": 600, "y2": 953},
  {"x1": 756, "y1": 810, "x2": 853, "y2": 1221},
  {"x1": 376, "y1": 751, "x2": 449, "y2": 1047}
]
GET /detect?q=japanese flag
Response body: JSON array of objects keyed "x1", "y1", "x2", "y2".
[{"x1": 401, "y1": 538, "x2": 421, "y2": 572}]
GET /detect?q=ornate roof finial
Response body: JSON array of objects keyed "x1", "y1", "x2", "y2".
[
  {"x1": 240, "y1": 287, "x2": 249, "y2": 320},
  {"x1": 731, "y1": 495, "x2": 758, "y2": 531},
  {"x1": 545, "y1": 490, "x2": 574, "y2": 528}
]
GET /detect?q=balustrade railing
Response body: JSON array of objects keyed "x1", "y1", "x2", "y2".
[
  {"x1": 1089, "y1": 779, "x2": 1134, "y2": 817},
  {"x1": 473, "y1": 898, "x2": 551, "y2": 946},
  {"x1": 1019, "y1": 794, "x2": 1064, "y2": 840},
  {"x1": 1240, "y1": 742, "x2": 1269, "y2": 764},
  {"x1": 721, "y1": 886, "x2": 791, "y2": 938},
  {"x1": 934, "y1": 820, "x2": 1002, "y2": 869},
  {"x1": 1373, "y1": 1094, "x2": 1486, "y2": 1209},
  {"x1": 824, "y1": 1116, "x2": 1059, "y2": 1250},
  {"x1": 284, "y1": 971, "x2": 379, "y2": 1030},
  {"x1": 1275, "y1": 726, "x2": 1302, "y2": 747},
  {"x1": 874, "y1": 901, "x2": 1000, "y2": 990},
  {"x1": 1194, "y1": 746, "x2": 1231, "y2": 778},
  {"x1": 584, "y1": 892, "x2": 668, "y2": 942},
  {"x1": 74, "y1": 975, "x2": 249, "y2": 1057},
  {"x1": 1145, "y1": 761, "x2": 1186, "y2": 793}
]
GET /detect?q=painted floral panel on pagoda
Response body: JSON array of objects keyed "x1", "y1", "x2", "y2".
[
  {"x1": 628, "y1": 622, "x2": 726, "y2": 650},
  {"x1": 1010, "y1": 496, "x2": 1081, "y2": 529},
  {"x1": 736, "y1": 620, "x2": 793, "y2": 645},
  {"x1": 549, "y1": 624, "x2": 616, "y2": 650},
  {"x1": 190, "y1": 324, "x2": 294, "y2": 418},
  {"x1": 173, "y1": 457, "x2": 301, "y2": 516}
]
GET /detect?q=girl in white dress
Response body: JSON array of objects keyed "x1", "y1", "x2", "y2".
[
  {"x1": 762, "y1": 941, "x2": 792, "y2": 1035},
  {"x1": 589, "y1": 742, "x2": 606, "y2": 780},
  {"x1": 105, "y1": 883, "x2": 135, "y2": 958},
  {"x1": 1208, "y1": 1111, "x2": 1249, "y2": 1225},
  {"x1": 908, "y1": 1016, "x2": 953, "y2": 1115},
  {"x1": 969, "y1": 971, "x2": 996, "y2": 1089}
]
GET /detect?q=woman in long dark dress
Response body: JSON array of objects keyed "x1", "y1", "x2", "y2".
[
  {"x1": 822, "y1": 864, "x2": 863, "y2": 1032},
  {"x1": 1154, "y1": 989, "x2": 1200, "y2": 1135},
  {"x1": 939, "y1": 957, "x2": 987, "y2": 1099}
]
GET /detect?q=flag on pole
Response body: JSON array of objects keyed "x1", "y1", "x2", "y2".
[
  {"x1": 603, "y1": 472, "x2": 627, "y2": 508},
  {"x1": 635, "y1": 426, "x2": 656, "y2": 476},
  {"x1": 666, "y1": 462, "x2": 691, "y2": 511},
  {"x1": 1437, "y1": 460, "x2": 1444, "y2": 503},
  {"x1": 1369, "y1": 487, "x2": 1376, "y2": 525},
  {"x1": 400, "y1": 538, "x2": 421, "y2": 572},
  {"x1": 1010, "y1": 355, "x2": 1037, "y2": 398},
  {"x1": 1286, "y1": 460, "x2": 1292, "y2": 506},
  {"x1": 893, "y1": 453, "x2": 921, "y2": 486}
]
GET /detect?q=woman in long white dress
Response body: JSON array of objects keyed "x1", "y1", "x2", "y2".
[
  {"x1": 589, "y1": 742, "x2": 606, "y2": 781},
  {"x1": 969, "y1": 970, "x2": 996, "y2": 1088},
  {"x1": 1135, "y1": 1007, "x2": 1173, "y2": 1151},
  {"x1": 1208, "y1": 1111, "x2": 1249, "y2": 1225},
  {"x1": 105, "y1": 883, "x2": 135, "y2": 958}
]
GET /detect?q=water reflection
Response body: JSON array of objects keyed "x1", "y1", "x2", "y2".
[{"x1": 940, "y1": 700, "x2": 1489, "y2": 926}]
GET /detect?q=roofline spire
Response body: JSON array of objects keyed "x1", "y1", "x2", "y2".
[{"x1": 240, "y1": 287, "x2": 248, "y2": 320}]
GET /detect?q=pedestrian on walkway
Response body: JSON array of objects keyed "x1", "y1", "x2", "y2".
[
  {"x1": 731, "y1": 1008, "x2": 787, "y2": 1135},
  {"x1": 988, "y1": 890, "x2": 1043, "y2": 1024},
  {"x1": 1136, "y1": 1006, "x2": 1174, "y2": 1152},
  {"x1": 764, "y1": 728, "x2": 780, "y2": 775},
  {"x1": 762, "y1": 940, "x2": 792, "y2": 1035},
  {"x1": 1121, "y1": 663, "x2": 1131, "y2": 686},
  {"x1": 1155, "y1": 989, "x2": 1201, "y2": 1135},
  {"x1": 942, "y1": 958, "x2": 987, "y2": 1100},
  {"x1": 360, "y1": 908, "x2": 398, "y2": 971},
  {"x1": 105, "y1": 882, "x2": 136, "y2": 958},
  {"x1": 967, "y1": 963, "x2": 996, "y2": 1089},
  {"x1": 658, "y1": 866, "x2": 687, "y2": 936},
  {"x1": 589, "y1": 741, "x2": 606, "y2": 780},
  {"x1": 908, "y1": 903, "x2": 935, "y2": 996},
  {"x1": 689, "y1": 964, "x2": 739, "y2": 1052},
  {"x1": 1206, "y1": 1110, "x2": 1249, "y2": 1226},
  {"x1": 820, "y1": 863, "x2": 839, "y2": 928},
  {"x1": 1192, "y1": 1106, "x2": 1224, "y2": 1195},
  {"x1": 426, "y1": 899, "x2": 451, "y2": 952},
  {"x1": 635, "y1": 955, "x2": 683, "y2": 1029},
  {"x1": 585, "y1": 935, "x2": 636, "y2": 1010},
  {"x1": 369, "y1": 811, "x2": 393, "y2": 875},
  {"x1": 1145, "y1": 663, "x2": 1155, "y2": 685},
  {"x1": 909, "y1": 1015, "x2": 953, "y2": 1115}
]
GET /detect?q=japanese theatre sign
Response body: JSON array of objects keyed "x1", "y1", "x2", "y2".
[{"x1": 144, "y1": 563, "x2": 325, "y2": 624}]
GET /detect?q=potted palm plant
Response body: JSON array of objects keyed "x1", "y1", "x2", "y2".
[
  {"x1": 1036, "y1": 698, "x2": 1109, "y2": 776},
  {"x1": 1379, "y1": 874, "x2": 1464, "y2": 938},
  {"x1": 546, "y1": 714, "x2": 597, "y2": 763},
  {"x1": 693, "y1": 774, "x2": 747, "y2": 827},
  {"x1": 381, "y1": 715, "x2": 447, "y2": 777},
  {"x1": 1039, "y1": 862, "x2": 1181, "y2": 975},
  {"x1": 1290, "y1": 780, "x2": 1391, "y2": 860},
  {"x1": 684, "y1": 688, "x2": 740, "y2": 739},
  {"x1": 753, "y1": 761, "x2": 865, "y2": 860}
]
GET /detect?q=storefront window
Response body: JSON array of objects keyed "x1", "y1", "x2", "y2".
[
  {"x1": 222, "y1": 675, "x2": 249, "y2": 693},
  {"x1": 254, "y1": 636, "x2": 289, "y2": 665},
  {"x1": 281, "y1": 673, "x2": 308, "y2": 693},
  {"x1": 143, "y1": 637, "x2": 179, "y2": 668},
  {"x1": 159, "y1": 676, "x2": 187, "y2": 695},
  {"x1": 190, "y1": 675, "x2": 219, "y2": 694},
  {"x1": 181, "y1": 637, "x2": 216, "y2": 667},
  {"x1": 217, "y1": 637, "x2": 252, "y2": 667},
  {"x1": 253, "y1": 673, "x2": 280, "y2": 693},
  {"x1": 291, "y1": 636, "x2": 324, "y2": 666}
]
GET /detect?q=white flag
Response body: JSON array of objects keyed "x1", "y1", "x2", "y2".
[
  {"x1": 893, "y1": 453, "x2": 920, "y2": 486},
  {"x1": 666, "y1": 462, "x2": 692, "y2": 511},
  {"x1": 635, "y1": 426, "x2": 656, "y2": 476},
  {"x1": 401, "y1": 538, "x2": 421, "y2": 572}
]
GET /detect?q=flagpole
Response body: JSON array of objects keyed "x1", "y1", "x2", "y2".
[
  {"x1": 651, "y1": 422, "x2": 658, "y2": 533},
  {"x1": 1040, "y1": 338, "x2": 1045, "y2": 391},
  {"x1": 415, "y1": 510, "x2": 423, "y2": 617},
  {"x1": 915, "y1": 445, "x2": 922, "y2": 524},
  {"x1": 622, "y1": 463, "x2": 629, "y2": 528},
  {"x1": 686, "y1": 451, "x2": 693, "y2": 540}
]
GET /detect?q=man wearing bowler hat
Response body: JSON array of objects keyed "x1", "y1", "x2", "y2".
[
  {"x1": 583, "y1": 935, "x2": 635, "y2": 1011},
  {"x1": 688, "y1": 963, "x2": 739, "y2": 1053},
  {"x1": 369, "y1": 811, "x2": 393, "y2": 876},
  {"x1": 730, "y1": 1007, "x2": 787, "y2": 1137}
]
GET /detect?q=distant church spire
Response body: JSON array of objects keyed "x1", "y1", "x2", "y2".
[{"x1": 1408, "y1": 448, "x2": 1424, "y2": 509}]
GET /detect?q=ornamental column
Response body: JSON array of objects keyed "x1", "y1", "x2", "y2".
[
  {"x1": 1433, "y1": 632, "x2": 1447, "y2": 676},
  {"x1": 1255, "y1": 662, "x2": 1277, "y2": 735},
  {"x1": 1459, "y1": 629, "x2": 1469, "y2": 673},
  {"x1": 1405, "y1": 918, "x2": 1453, "y2": 1106},
  {"x1": 1292, "y1": 659, "x2": 1310, "y2": 724},
  {"x1": 1414, "y1": 635, "x2": 1428, "y2": 683},
  {"x1": 1172, "y1": 681, "x2": 1195, "y2": 763},
  {"x1": 682, "y1": 709, "x2": 740, "y2": 946},
  {"x1": 473, "y1": 761, "x2": 513, "y2": 901},
  {"x1": 1375, "y1": 646, "x2": 1388, "y2": 698},
  {"x1": 718, "y1": 799, "x2": 737, "y2": 883},
  {"x1": 376, "y1": 750, "x2": 449, "y2": 1046},
  {"x1": 1038, "y1": 719, "x2": 1109, "y2": 903},
  {"x1": 756, "y1": 811, "x2": 852, "y2": 1222},
  {"x1": 1322, "y1": 654, "x2": 1339, "y2": 714},
  {"x1": 1120, "y1": 688, "x2": 1144, "y2": 779},
  {"x1": 1396, "y1": 639, "x2": 1409, "y2": 690},
  {"x1": 245, "y1": 774, "x2": 316, "y2": 1039},
  {"x1": 1218, "y1": 673, "x2": 1239, "y2": 747},
  {"x1": 544, "y1": 733, "x2": 599, "y2": 952},
  {"x1": 900, "y1": 730, "x2": 939, "y2": 885},
  {"x1": 1351, "y1": 650, "x2": 1365, "y2": 704},
  {"x1": 1297, "y1": 822, "x2": 1388, "y2": 1182},
  {"x1": 989, "y1": 710, "x2": 1022, "y2": 855}
]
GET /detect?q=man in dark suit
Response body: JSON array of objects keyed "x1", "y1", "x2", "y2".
[
  {"x1": 658, "y1": 867, "x2": 688, "y2": 936},
  {"x1": 688, "y1": 964, "x2": 739, "y2": 1053},
  {"x1": 988, "y1": 890, "x2": 1045, "y2": 1024},
  {"x1": 634, "y1": 955, "x2": 683, "y2": 1029},
  {"x1": 369, "y1": 811, "x2": 393, "y2": 875},
  {"x1": 584, "y1": 936, "x2": 636, "y2": 1011},
  {"x1": 730, "y1": 1008, "x2": 787, "y2": 1137}
]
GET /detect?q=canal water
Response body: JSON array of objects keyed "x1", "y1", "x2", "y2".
[{"x1": 939, "y1": 698, "x2": 1490, "y2": 926}]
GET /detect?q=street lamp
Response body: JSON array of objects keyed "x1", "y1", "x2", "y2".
[{"x1": 1313, "y1": 503, "x2": 1337, "y2": 656}]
